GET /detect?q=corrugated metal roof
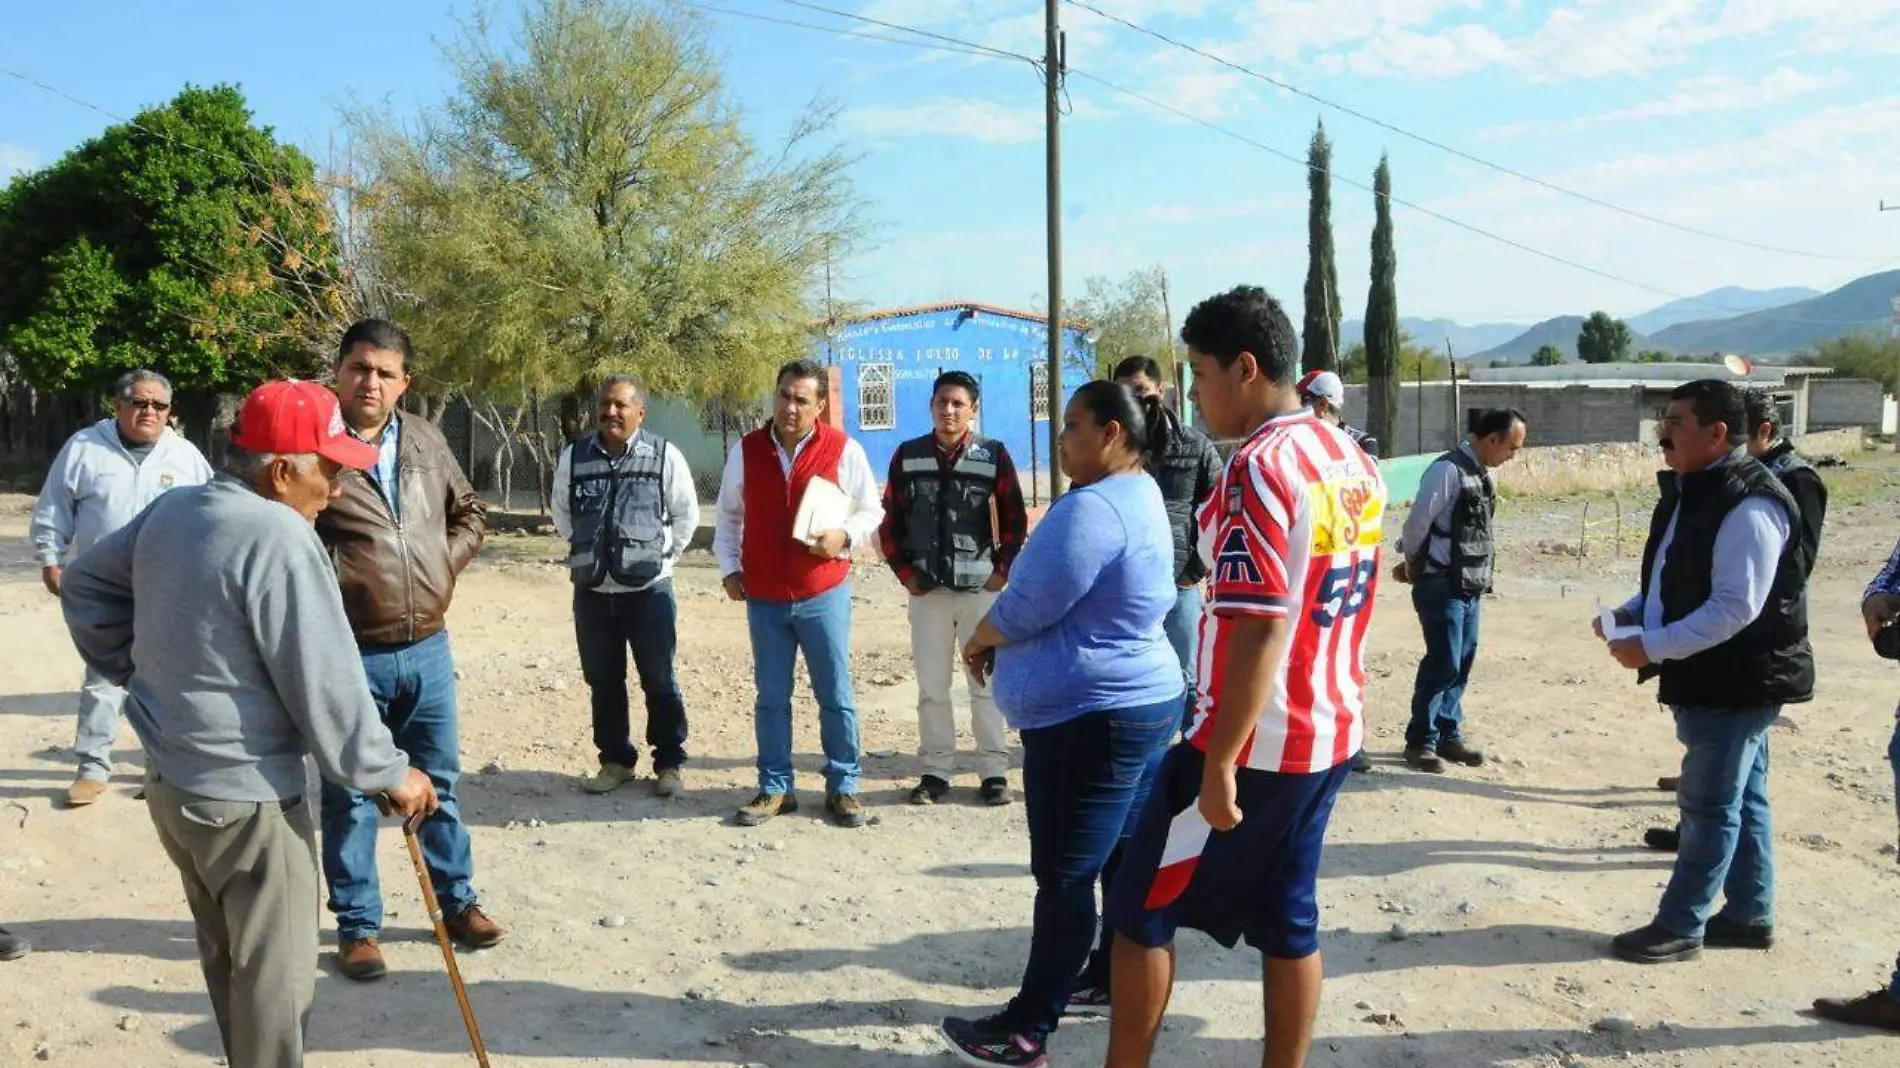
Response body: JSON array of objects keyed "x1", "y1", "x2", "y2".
[{"x1": 824, "y1": 301, "x2": 1084, "y2": 329}]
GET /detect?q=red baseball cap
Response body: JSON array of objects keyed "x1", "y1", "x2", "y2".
[{"x1": 229, "y1": 380, "x2": 380, "y2": 470}]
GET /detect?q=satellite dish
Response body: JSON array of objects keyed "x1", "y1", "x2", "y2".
[{"x1": 1723, "y1": 354, "x2": 1753, "y2": 377}]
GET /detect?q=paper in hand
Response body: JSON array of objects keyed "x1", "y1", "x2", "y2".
[
  {"x1": 792, "y1": 476, "x2": 858, "y2": 546},
  {"x1": 1598, "y1": 605, "x2": 1643, "y2": 642}
]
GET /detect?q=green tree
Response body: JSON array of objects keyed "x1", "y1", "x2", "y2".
[
  {"x1": 1805, "y1": 333, "x2": 1900, "y2": 393},
  {"x1": 1362, "y1": 154, "x2": 1398, "y2": 456},
  {"x1": 1398, "y1": 332, "x2": 1450, "y2": 381},
  {"x1": 353, "y1": 0, "x2": 863, "y2": 436},
  {"x1": 1577, "y1": 311, "x2": 1633, "y2": 364},
  {"x1": 1531, "y1": 343, "x2": 1564, "y2": 366},
  {"x1": 1066, "y1": 265, "x2": 1174, "y2": 381},
  {"x1": 1301, "y1": 120, "x2": 1341, "y2": 373},
  {"x1": 0, "y1": 85, "x2": 343, "y2": 433},
  {"x1": 1635, "y1": 349, "x2": 1673, "y2": 363}
]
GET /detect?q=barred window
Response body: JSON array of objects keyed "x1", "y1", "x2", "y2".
[
  {"x1": 858, "y1": 363, "x2": 895, "y2": 430},
  {"x1": 1030, "y1": 362, "x2": 1050, "y2": 422}
]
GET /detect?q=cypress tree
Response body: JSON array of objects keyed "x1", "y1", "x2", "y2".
[
  {"x1": 1365, "y1": 153, "x2": 1399, "y2": 457},
  {"x1": 1302, "y1": 119, "x2": 1341, "y2": 372}
]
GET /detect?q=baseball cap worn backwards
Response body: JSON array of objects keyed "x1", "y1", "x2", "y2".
[
  {"x1": 230, "y1": 380, "x2": 380, "y2": 471},
  {"x1": 1297, "y1": 370, "x2": 1345, "y2": 405}
]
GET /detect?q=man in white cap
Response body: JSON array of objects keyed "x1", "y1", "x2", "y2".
[
  {"x1": 1297, "y1": 370, "x2": 1380, "y2": 460},
  {"x1": 60, "y1": 379, "x2": 439, "y2": 1068}
]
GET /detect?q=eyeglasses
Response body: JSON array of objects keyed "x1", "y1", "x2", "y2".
[{"x1": 124, "y1": 400, "x2": 172, "y2": 412}]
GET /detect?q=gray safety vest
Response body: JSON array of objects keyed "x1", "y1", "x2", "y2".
[
  {"x1": 566, "y1": 430, "x2": 670, "y2": 589},
  {"x1": 1429, "y1": 446, "x2": 1495, "y2": 596},
  {"x1": 896, "y1": 434, "x2": 1001, "y2": 591}
]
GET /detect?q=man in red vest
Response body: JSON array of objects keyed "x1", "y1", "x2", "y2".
[{"x1": 713, "y1": 359, "x2": 885, "y2": 827}]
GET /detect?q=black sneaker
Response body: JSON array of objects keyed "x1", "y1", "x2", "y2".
[
  {"x1": 941, "y1": 1015, "x2": 1048, "y2": 1067},
  {"x1": 1704, "y1": 914, "x2": 1773, "y2": 950},
  {"x1": 979, "y1": 777, "x2": 1014, "y2": 806},
  {"x1": 1350, "y1": 749, "x2": 1374, "y2": 773},
  {"x1": 909, "y1": 776, "x2": 950, "y2": 806},
  {"x1": 1403, "y1": 747, "x2": 1445, "y2": 774},
  {"x1": 1611, "y1": 923, "x2": 1702, "y2": 964},
  {"x1": 1064, "y1": 983, "x2": 1110, "y2": 1017},
  {"x1": 1643, "y1": 826, "x2": 1680, "y2": 852}
]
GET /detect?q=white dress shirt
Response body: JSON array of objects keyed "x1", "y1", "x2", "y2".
[
  {"x1": 1617, "y1": 458, "x2": 1793, "y2": 664},
  {"x1": 711, "y1": 426, "x2": 884, "y2": 579},
  {"x1": 551, "y1": 432, "x2": 701, "y2": 593}
]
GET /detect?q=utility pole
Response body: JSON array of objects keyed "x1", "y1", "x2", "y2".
[
  {"x1": 1044, "y1": 0, "x2": 1068, "y2": 497},
  {"x1": 1883, "y1": 200, "x2": 1898, "y2": 448}
]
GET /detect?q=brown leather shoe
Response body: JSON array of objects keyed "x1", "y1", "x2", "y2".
[
  {"x1": 65, "y1": 778, "x2": 107, "y2": 808},
  {"x1": 445, "y1": 906, "x2": 507, "y2": 950},
  {"x1": 736, "y1": 791, "x2": 797, "y2": 826},
  {"x1": 336, "y1": 937, "x2": 387, "y2": 981},
  {"x1": 1813, "y1": 990, "x2": 1900, "y2": 1032}
]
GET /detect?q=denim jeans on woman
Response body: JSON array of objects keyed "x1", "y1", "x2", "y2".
[
  {"x1": 1000, "y1": 697, "x2": 1178, "y2": 1041},
  {"x1": 1653, "y1": 704, "x2": 1780, "y2": 938}
]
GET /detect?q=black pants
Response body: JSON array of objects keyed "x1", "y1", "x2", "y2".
[{"x1": 574, "y1": 583, "x2": 689, "y2": 771}]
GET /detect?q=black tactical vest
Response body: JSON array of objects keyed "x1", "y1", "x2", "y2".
[
  {"x1": 895, "y1": 434, "x2": 1001, "y2": 591},
  {"x1": 1429, "y1": 447, "x2": 1495, "y2": 596}
]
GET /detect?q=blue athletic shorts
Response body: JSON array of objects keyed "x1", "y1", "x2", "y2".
[{"x1": 1105, "y1": 744, "x2": 1349, "y2": 960}]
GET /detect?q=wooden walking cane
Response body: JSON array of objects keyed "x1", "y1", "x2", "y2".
[{"x1": 403, "y1": 810, "x2": 494, "y2": 1067}]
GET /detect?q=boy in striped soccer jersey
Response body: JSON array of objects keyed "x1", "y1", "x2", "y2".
[{"x1": 1103, "y1": 286, "x2": 1384, "y2": 1068}]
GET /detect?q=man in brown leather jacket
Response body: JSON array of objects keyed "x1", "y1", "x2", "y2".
[{"x1": 314, "y1": 318, "x2": 504, "y2": 981}]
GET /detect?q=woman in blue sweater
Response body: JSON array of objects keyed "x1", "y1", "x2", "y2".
[{"x1": 941, "y1": 380, "x2": 1184, "y2": 1067}]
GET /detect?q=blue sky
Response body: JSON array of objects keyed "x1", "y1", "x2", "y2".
[{"x1": 4, "y1": 0, "x2": 1899, "y2": 332}]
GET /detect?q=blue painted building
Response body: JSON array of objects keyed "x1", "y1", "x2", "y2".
[{"x1": 813, "y1": 302, "x2": 1094, "y2": 491}]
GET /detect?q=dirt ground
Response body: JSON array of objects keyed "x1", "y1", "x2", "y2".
[{"x1": 3, "y1": 448, "x2": 1900, "y2": 1068}]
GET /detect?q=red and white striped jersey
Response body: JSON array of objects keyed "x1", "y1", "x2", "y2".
[{"x1": 1185, "y1": 409, "x2": 1386, "y2": 774}]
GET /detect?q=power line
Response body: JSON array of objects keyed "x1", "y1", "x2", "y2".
[
  {"x1": 757, "y1": 0, "x2": 1038, "y2": 65},
  {"x1": 1065, "y1": 68, "x2": 1892, "y2": 327},
  {"x1": 670, "y1": 0, "x2": 1014, "y2": 62},
  {"x1": 1063, "y1": 0, "x2": 1878, "y2": 265}
]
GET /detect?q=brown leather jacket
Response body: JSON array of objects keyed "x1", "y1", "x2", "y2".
[{"x1": 315, "y1": 414, "x2": 487, "y2": 647}]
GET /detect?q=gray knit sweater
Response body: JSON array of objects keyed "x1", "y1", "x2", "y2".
[{"x1": 60, "y1": 475, "x2": 410, "y2": 802}]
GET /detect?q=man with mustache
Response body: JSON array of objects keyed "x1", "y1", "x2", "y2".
[
  {"x1": 553, "y1": 374, "x2": 700, "y2": 798},
  {"x1": 314, "y1": 319, "x2": 501, "y2": 982},
  {"x1": 713, "y1": 359, "x2": 885, "y2": 828},
  {"x1": 1643, "y1": 387, "x2": 1826, "y2": 851},
  {"x1": 32, "y1": 369, "x2": 213, "y2": 808},
  {"x1": 1600, "y1": 379, "x2": 1811, "y2": 964}
]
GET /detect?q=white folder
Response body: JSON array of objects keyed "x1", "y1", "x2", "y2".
[{"x1": 792, "y1": 476, "x2": 858, "y2": 546}]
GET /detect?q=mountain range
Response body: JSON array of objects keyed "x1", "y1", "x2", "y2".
[
  {"x1": 1339, "y1": 317, "x2": 1526, "y2": 356},
  {"x1": 1450, "y1": 272, "x2": 1896, "y2": 364}
]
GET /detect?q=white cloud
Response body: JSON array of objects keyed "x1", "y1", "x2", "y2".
[
  {"x1": 1484, "y1": 66, "x2": 1849, "y2": 137},
  {"x1": 844, "y1": 97, "x2": 1046, "y2": 144},
  {"x1": 1344, "y1": 23, "x2": 1515, "y2": 79},
  {"x1": 0, "y1": 143, "x2": 37, "y2": 180}
]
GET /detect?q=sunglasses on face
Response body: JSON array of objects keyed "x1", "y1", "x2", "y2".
[{"x1": 124, "y1": 400, "x2": 171, "y2": 412}]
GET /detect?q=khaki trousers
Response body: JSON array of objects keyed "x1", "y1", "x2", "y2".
[
  {"x1": 909, "y1": 588, "x2": 1009, "y2": 780},
  {"x1": 146, "y1": 777, "x2": 320, "y2": 1068}
]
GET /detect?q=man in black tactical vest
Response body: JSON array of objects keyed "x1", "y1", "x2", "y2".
[
  {"x1": 1644, "y1": 387, "x2": 1827, "y2": 851},
  {"x1": 554, "y1": 375, "x2": 701, "y2": 798},
  {"x1": 1395, "y1": 408, "x2": 1526, "y2": 774},
  {"x1": 878, "y1": 371, "x2": 1029, "y2": 807},
  {"x1": 1600, "y1": 380, "x2": 1812, "y2": 965}
]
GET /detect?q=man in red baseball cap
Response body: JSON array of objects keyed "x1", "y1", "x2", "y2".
[
  {"x1": 59, "y1": 376, "x2": 436, "y2": 1068},
  {"x1": 229, "y1": 378, "x2": 382, "y2": 521}
]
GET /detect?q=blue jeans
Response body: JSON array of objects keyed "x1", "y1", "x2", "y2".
[
  {"x1": 1003, "y1": 699, "x2": 1178, "y2": 1040},
  {"x1": 1406, "y1": 572, "x2": 1481, "y2": 751},
  {"x1": 1653, "y1": 705, "x2": 1780, "y2": 938},
  {"x1": 1162, "y1": 584, "x2": 1202, "y2": 731},
  {"x1": 320, "y1": 631, "x2": 478, "y2": 940},
  {"x1": 574, "y1": 583, "x2": 689, "y2": 770},
  {"x1": 747, "y1": 583, "x2": 861, "y2": 796}
]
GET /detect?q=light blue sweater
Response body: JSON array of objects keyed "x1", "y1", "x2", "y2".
[{"x1": 990, "y1": 472, "x2": 1183, "y2": 729}]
